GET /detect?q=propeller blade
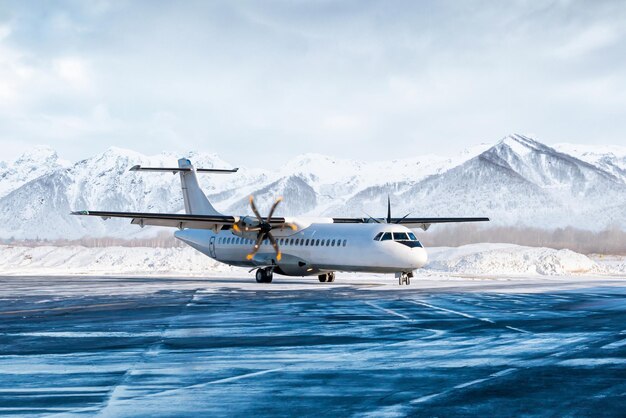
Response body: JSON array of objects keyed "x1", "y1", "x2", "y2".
[
  {"x1": 267, "y1": 233, "x2": 281, "y2": 261},
  {"x1": 363, "y1": 211, "x2": 382, "y2": 224},
  {"x1": 249, "y1": 195, "x2": 264, "y2": 222},
  {"x1": 394, "y1": 213, "x2": 411, "y2": 224},
  {"x1": 246, "y1": 232, "x2": 265, "y2": 260},
  {"x1": 387, "y1": 195, "x2": 392, "y2": 224},
  {"x1": 266, "y1": 196, "x2": 282, "y2": 222}
]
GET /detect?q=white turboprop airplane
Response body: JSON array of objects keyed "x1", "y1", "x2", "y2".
[{"x1": 72, "y1": 158, "x2": 489, "y2": 285}]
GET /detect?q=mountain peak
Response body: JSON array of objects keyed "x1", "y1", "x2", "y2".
[
  {"x1": 101, "y1": 146, "x2": 146, "y2": 159},
  {"x1": 498, "y1": 134, "x2": 544, "y2": 153},
  {"x1": 15, "y1": 145, "x2": 59, "y2": 165}
]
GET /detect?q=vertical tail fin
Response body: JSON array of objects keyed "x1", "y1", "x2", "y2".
[{"x1": 178, "y1": 158, "x2": 222, "y2": 215}]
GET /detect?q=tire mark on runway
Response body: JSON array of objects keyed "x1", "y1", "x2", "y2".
[
  {"x1": 0, "y1": 302, "x2": 136, "y2": 315},
  {"x1": 505, "y1": 325, "x2": 531, "y2": 334},
  {"x1": 93, "y1": 289, "x2": 203, "y2": 417},
  {"x1": 410, "y1": 367, "x2": 518, "y2": 404},
  {"x1": 57, "y1": 320, "x2": 446, "y2": 410},
  {"x1": 408, "y1": 299, "x2": 532, "y2": 334},
  {"x1": 364, "y1": 301, "x2": 412, "y2": 320},
  {"x1": 408, "y1": 300, "x2": 495, "y2": 324}
]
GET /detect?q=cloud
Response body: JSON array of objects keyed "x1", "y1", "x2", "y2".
[
  {"x1": 556, "y1": 24, "x2": 620, "y2": 58},
  {"x1": 52, "y1": 57, "x2": 91, "y2": 89},
  {"x1": 0, "y1": 0, "x2": 625, "y2": 165}
]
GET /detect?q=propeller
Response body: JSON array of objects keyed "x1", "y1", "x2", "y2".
[
  {"x1": 366, "y1": 195, "x2": 410, "y2": 224},
  {"x1": 232, "y1": 196, "x2": 297, "y2": 262}
]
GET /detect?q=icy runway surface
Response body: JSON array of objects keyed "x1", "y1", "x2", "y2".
[{"x1": 1, "y1": 276, "x2": 626, "y2": 417}]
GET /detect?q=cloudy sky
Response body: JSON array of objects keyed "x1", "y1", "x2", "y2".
[{"x1": 0, "y1": 0, "x2": 625, "y2": 165}]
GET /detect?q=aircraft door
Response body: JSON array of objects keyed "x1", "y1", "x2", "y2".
[{"x1": 209, "y1": 236, "x2": 216, "y2": 258}]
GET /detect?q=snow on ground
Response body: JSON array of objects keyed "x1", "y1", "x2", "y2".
[
  {"x1": 0, "y1": 243, "x2": 624, "y2": 277},
  {"x1": 0, "y1": 245, "x2": 241, "y2": 276},
  {"x1": 426, "y1": 243, "x2": 608, "y2": 276}
]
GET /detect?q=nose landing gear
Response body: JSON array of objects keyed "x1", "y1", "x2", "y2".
[
  {"x1": 255, "y1": 267, "x2": 274, "y2": 283},
  {"x1": 318, "y1": 272, "x2": 335, "y2": 283},
  {"x1": 397, "y1": 271, "x2": 413, "y2": 285}
]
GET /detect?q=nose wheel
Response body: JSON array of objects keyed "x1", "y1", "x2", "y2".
[
  {"x1": 398, "y1": 272, "x2": 413, "y2": 285},
  {"x1": 255, "y1": 267, "x2": 273, "y2": 283},
  {"x1": 318, "y1": 272, "x2": 335, "y2": 283}
]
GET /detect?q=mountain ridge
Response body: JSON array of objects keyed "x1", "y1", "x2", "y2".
[{"x1": 1, "y1": 134, "x2": 624, "y2": 239}]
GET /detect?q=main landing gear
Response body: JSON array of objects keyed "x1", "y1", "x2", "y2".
[
  {"x1": 318, "y1": 272, "x2": 335, "y2": 283},
  {"x1": 255, "y1": 267, "x2": 273, "y2": 283},
  {"x1": 398, "y1": 271, "x2": 413, "y2": 285}
]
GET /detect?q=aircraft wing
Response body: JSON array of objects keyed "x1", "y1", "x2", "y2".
[
  {"x1": 332, "y1": 217, "x2": 490, "y2": 230},
  {"x1": 71, "y1": 210, "x2": 288, "y2": 231}
]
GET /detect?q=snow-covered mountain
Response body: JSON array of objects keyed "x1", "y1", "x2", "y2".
[
  {"x1": 554, "y1": 143, "x2": 626, "y2": 184},
  {"x1": 1, "y1": 134, "x2": 625, "y2": 239}
]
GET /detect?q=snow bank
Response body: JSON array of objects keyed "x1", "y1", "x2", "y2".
[
  {"x1": 426, "y1": 243, "x2": 598, "y2": 275},
  {"x1": 0, "y1": 243, "x2": 622, "y2": 277},
  {"x1": 0, "y1": 245, "x2": 240, "y2": 276}
]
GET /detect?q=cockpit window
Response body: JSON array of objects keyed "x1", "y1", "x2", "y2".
[
  {"x1": 408, "y1": 232, "x2": 417, "y2": 241},
  {"x1": 393, "y1": 232, "x2": 409, "y2": 241},
  {"x1": 381, "y1": 232, "x2": 392, "y2": 241},
  {"x1": 373, "y1": 232, "x2": 383, "y2": 241}
]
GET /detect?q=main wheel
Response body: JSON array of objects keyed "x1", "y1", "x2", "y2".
[
  {"x1": 318, "y1": 274, "x2": 328, "y2": 283},
  {"x1": 264, "y1": 268, "x2": 273, "y2": 283},
  {"x1": 256, "y1": 269, "x2": 265, "y2": 283},
  {"x1": 327, "y1": 272, "x2": 335, "y2": 283}
]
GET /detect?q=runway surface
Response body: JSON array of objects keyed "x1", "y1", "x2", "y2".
[{"x1": 1, "y1": 275, "x2": 625, "y2": 417}]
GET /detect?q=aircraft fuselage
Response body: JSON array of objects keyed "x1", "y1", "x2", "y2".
[{"x1": 175, "y1": 222, "x2": 427, "y2": 277}]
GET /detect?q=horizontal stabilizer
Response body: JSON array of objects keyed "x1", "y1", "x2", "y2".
[{"x1": 129, "y1": 165, "x2": 238, "y2": 174}]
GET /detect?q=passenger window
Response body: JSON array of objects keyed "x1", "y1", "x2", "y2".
[
  {"x1": 305, "y1": 239, "x2": 310, "y2": 246},
  {"x1": 381, "y1": 232, "x2": 392, "y2": 241},
  {"x1": 343, "y1": 239, "x2": 347, "y2": 247}
]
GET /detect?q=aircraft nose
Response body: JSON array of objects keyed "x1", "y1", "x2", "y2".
[{"x1": 413, "y1": 248, "x2": 428, "y2": 268}]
